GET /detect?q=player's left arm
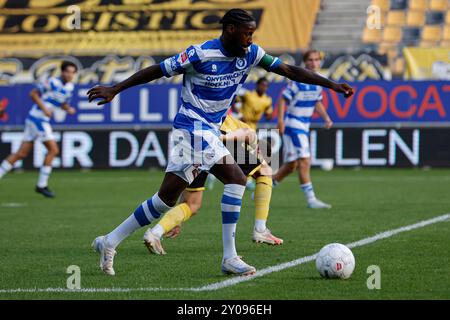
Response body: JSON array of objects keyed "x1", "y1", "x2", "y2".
[
  {"x1": 315, "y1": 101, "x2": 333, "y2": 129},
  {"x1": 87, "y1": 64, "x2": 165, "y2": 105},
  {"x1": 61, "y1": 103, "x2": 76, "y2": 115},
  {"x1": 258, "y1": 54, "x2": 353, "y2": 98},
  {"x1": 274, "y1": 63, "x2": 352, "y2": 97}
]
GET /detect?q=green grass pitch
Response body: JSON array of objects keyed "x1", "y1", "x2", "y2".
[{"x1": 0, "y1": 168, "x2": 449, "y2": 300}]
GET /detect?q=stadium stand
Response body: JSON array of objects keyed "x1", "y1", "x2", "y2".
[
  {"x1": 312, "y1": 0, "x2": 371, "y2": 53},
  {"x1": 360, "y1": 0, "x2": 450, "y2": 76},
  {"x1": 310, "y1": 0, "x2": 449, "y2": 77}
]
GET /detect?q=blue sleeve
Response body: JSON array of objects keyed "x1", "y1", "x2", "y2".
[
  {"x1": 160, "y1": 46, "x2": 201, "y2": 78},
  {"x1": 36, "y1": 79, "x2": 51, "y2": 95},
  {"x1": 282, "y1": 83, "x2": 296, "y2": 102}
]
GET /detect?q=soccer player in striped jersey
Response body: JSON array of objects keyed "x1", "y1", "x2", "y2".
[
  {"x1": 0, "y1": 61, "x2": 77, "y2": 198},
  {"x1": 274, "y1": 50, "x2": 333, "y2": 209},
  {"x1": 88, "y1": 9, "x2": 353, "y2": 276},
  {"x1": 143, "y1": 115, "x2": 282, "y2": 256}
]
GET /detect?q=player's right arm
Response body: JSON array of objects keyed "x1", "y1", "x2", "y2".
[
  {"x1": 87, "y1": 64, "x2": 164, "y2": 105},
  {"x1": 88, "y1": 46, "x2": 201, "y2": 105},
  {"x1": 29, "y1": 88, "x2": 51, "y2": 117}
]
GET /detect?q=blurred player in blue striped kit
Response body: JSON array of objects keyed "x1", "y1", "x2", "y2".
[
  {"x1": 274, "y1": 50, "x2": 334, "y2": 209},
  {"x1": 88, "y1": 9, "x2": 353, "y2": 276},
  {"x1": 0, "y1": 61, "x2": 77, "y2": 198}
]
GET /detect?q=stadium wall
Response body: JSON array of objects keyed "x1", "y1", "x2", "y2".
[
  {"x1": 1, "y1": 127, "x2": 449, "y2": 169},
  {"x1": 1, "y1": 80, "x2": 449, "y2": 169},
  {"x1": 1, "y1": 81, "x2": 449, "y2": 129}
]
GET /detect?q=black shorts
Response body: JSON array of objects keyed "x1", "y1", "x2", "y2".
[{"x1": 186, "y1": 140, "x2": 263, "y2": 191}]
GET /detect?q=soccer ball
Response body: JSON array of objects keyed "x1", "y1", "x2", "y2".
[
  {"x1": 320, "y1": 159, "x2": 334, "y2": 171},
  {"x1": 315, "y1": 243, "x2": 355, "y2": 279}
]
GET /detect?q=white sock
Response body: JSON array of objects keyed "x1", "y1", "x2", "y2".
[
  {"x1": 222, "y1": 223, "x2": 237, "y2": 260},
  {"x1": 0, "y1": 160, "x2": 13, "y2": 179},
  {"x1": 37, "y1": 166, "x2": 52, "y2": 188},
  {"x1": 151, "y1": 224, "x2": 165, "y2": 239},
  {"x1": 254, "y1": 219, "x2": 267, "y2": 233},
  {"x1": 300, "y1": 182, "x2": 316, "y2": 202},
  {"x1": 221, "y1": 184, "x2": 245, "y2": 260},
  {"x1": 105, "y1": 214, "x2": 141, "y2": 249},
  {"x1": 105, "y1": 193, "x2": 171, "y2": 248}
]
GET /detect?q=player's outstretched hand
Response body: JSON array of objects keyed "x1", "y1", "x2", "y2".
[
  {"x1": 87, "y1": 85, "x2": 117, "y2": 105},
  {"x1": 333, "y1": 83, "x2": 354, "y2": 98}
]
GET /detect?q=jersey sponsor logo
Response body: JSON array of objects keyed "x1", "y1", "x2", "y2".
[
  {"x1": 180, "y1": 51, "x2": 188, "y2": 63},
  {"x1": 236, "y1": 58, "x2": 247, "y2": 70}
]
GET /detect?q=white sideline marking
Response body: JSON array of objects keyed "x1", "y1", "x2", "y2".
[
  {"x1": 1, "y1": 202, "x2": 26, "y2": 208},
  {"x1": 0, "y1": 213, "x2": 448, "y2": 294}
]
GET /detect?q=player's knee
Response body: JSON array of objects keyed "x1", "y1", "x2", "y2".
[
  {"x1": 299, "y1": 158, "x2": 310, "y2": 169},
  {"x1": 287, "y1": 161, "x2": 297, "y2": 173},
  {"x1": 231, "y1": 170, "x2": 247, "y2": 186},
  {"x1": 188, "y1": 201, "x2": 202, "y2": 216},
  {"x1": 260, "y1": 163, "x2": 272, "y2": 176},
  {"x1": 158, "y1": 192, "x2": 177, "y2": 208},
  {"x1": 51, "y1": 146, "x2": 60, "y2": 156},
  {"x1": 15, "y1": 150, "x2": 29, "y2": 159}
]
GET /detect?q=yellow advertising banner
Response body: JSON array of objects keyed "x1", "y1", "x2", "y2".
[
  {"x1": 403, "y1": 47, "x2": 450, "y2": 80},
  {"x1": 0, "y1": 0, "x2": 319, "y2": 57}
]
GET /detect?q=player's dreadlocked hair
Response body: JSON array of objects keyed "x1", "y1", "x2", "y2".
[{"x1": 220, "y1": 8, "x2": 255, "y2": 31}]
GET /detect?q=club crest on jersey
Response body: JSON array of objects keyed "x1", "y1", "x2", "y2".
[
  {"x1": 211, "y1": 64, "x2": 217, "y2": 73},
  {"x1": 236, "y1": 58, "x2": 247, "y2": 70}
]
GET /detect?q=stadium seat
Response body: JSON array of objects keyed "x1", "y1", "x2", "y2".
[
  {"x1": 406, "y1": 10, "x2": 426, "y2": 26},
  {"x1": 409, "y1": 0, "x2": 427, "y2": 11},
  {"x1": 425, "y1": 11, "x2": 445, "y2": 24},
  {"x1": 378, "y1": 41, "x2": 397, "y2": 53},
  {"x1": 390, "y1": 0, "x2": 408, "y2": 10},
  {"x1": 372, "y1": 0, "x2": 390, "y2": 11},
  {"x1": 403, "y1": 27, "x2": 422, "y2": 45},
  {"x1": 403, "y1": 26, "x2": 422, "y2": 39},
  {"x1": 445, "y1": 10, "x2": 450, "y2": 24},
  {"x1": 422, "y1": 25, "x2": 442, "y2": 41},
  {"x1": 428, "y1": 0, "x2": 448, "y2": 11},
  {"x1": 386, "y1": 47, "x2": 400, "y2": 59},
  {"x1": 378, "y1": 41, "x2": 399, "y2": 52},
  {"x1": 383, "y1": 26, "x2": 403, "y2": 42},
  {"x1": 443, "y1": 25, "x2": 450, "y2": 40},
  {"x1": 387, "y1": 10, "x2": 406, "y2": 25},
  {"x1": 363, "y1": 27, "x2": 382, "y2": 43},
  {"x1": 420, "y1": 40, "x2": 439, "y2": 47}
]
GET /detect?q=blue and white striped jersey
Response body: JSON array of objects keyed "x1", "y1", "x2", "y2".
[
  {"x1": 28, "y1": 77, "x2": 74, "y2": 121},
  {"x1": 282, "y1": 81, "x2": 323, "y2": 133},
  {"x1": 160, "y1": 38, "x2": 281, "y2": 132}
]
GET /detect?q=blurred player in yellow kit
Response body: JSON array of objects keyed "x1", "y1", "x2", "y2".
[
  {"x1": 235, "y1": 77, "x2": 273, "y2": 130},
  {"x1": 230, "y1": 77, "x2": 273, "y2": 191},
  {"x1": 142, "y1": 115, "x2": 283, "y2": 255}
]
